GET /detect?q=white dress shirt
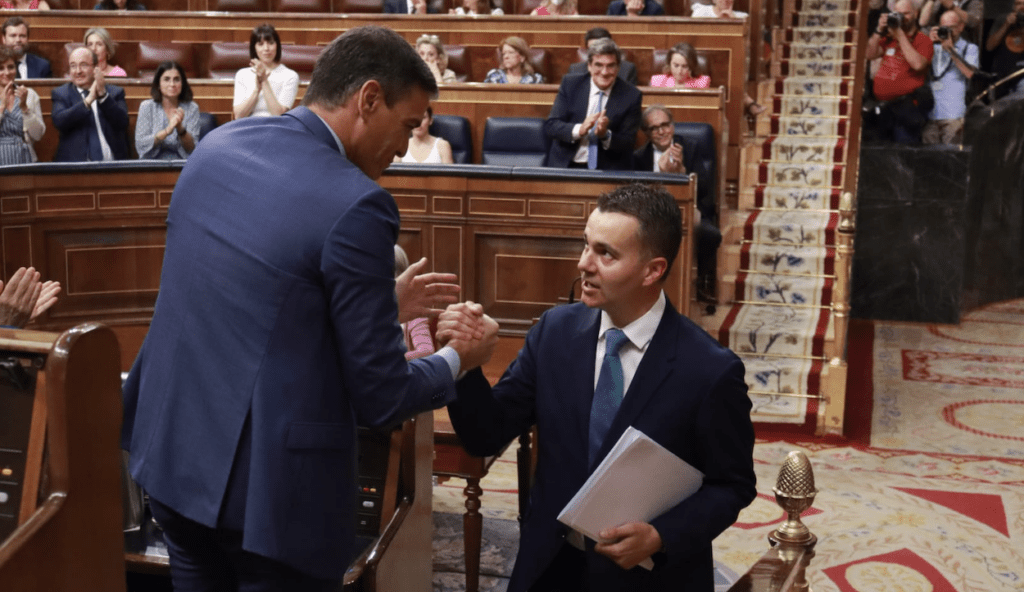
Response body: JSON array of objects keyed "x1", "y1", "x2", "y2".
[
  {"x1": 593, "y1": 291, "x2": 666, "y2": 397},
  {"x1": 80, "y1": 86, "x2": 114, "y2": 161},
  {"x1": 572, "y1": 78, "x2": 614, "y2": 164}
]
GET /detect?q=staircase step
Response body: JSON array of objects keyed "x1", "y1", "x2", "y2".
[
  {"x1": 773, "y1": 96, "x2": 851, "y2": 118},
  {"x1": 779, "y1": 60, "x2": 854, "y2": 78},
  {"x1": 741, "y1": 354, "x2": 826, "y2": 423},
  {"x1": 732, "y1": 242, "x2": 836, "y2": 276},
  {"x1": 780, "y1": 43, "x2": 854, "y2": 62},
  {"x1": 792, "y1": 11, "x2": 858, "y2": 27},
  {"x1": 720, "y1": 302, "x2": 831, "y2": 357},
  {"x1": 742, "y1": 210, "x2": 839, "y2": 246},
  {"x1": 793, "y1": 0, "x2": 858, "y2": 12},
  {"x1": 785, "y1": 27, "x2": 856, "y2": 44},
  {"x1": 759, "y1": 162, "x2": 845, "y2": 188},
  {"x1": 745, "y1": 186, "x2": 844, "y2": 211},
  {"x1": 726, "y1": 272, "x2": 836, "y2": 307},
  {"x1": 761, "y1": 136, "x2": 847, "y2": 164},
  {"x1": 770, "y1": 115, "x2": 849, "y2": 137},
  {"x1": 775, "y1": 77, "x2": 852, "y2": 97}
]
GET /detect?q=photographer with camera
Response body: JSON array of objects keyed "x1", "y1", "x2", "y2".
[
  {"x1": 923, "y1": 11, "x2": 978, "y2": 144},
  {"x1": 985, "y1": 0, "x2": 1024, "y2": 99},
  {"x1": 918, "y1": 0, "x2": 981, "y2": 44},
  {"x1": 865, "y1": 0, "x2": 935, "y2": 143}
]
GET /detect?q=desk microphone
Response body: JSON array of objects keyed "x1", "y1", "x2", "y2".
[{"x1": 568, "y1": 277, "x2": 581, "y2": 305}]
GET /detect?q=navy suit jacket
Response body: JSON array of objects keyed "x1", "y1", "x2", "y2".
[
  {"x1": 633, "y1": 135, "x2": 716, "y2": 222},
  {"x1": 543, "y1": 73, "x2": 642, "y2": 171},
  {"x1": 567, "y1": 59, "x2": 638, "y2": 86},
  {"x1": 20, "y1": 53, "x2": 52, "y2": 78},
  {"x1": 448, "y1": 300, "x2": 756, "y2": 592},
  {"x1": 383, "y1": 0, "x2": 438, "y2": 12},
  {"x1": 50, "y1": 82, "x2": 129, "y2": 162},
  {"x1": 606, "y1": 0, "x2": 665, "y2": 14},
  {"x1": 122, "y1": 106, "x2": 456, "y2": 580}
]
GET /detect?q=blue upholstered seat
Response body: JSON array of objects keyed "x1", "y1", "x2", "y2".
[
  {"x1": 481, "y1": 117, "x2": 548, "y2": 167},
  {"x1": 430, "y1": 115, "x2": 473, "y2": 164}
]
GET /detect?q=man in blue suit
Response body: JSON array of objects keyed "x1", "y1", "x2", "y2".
[
  {"x1": 51, "y1": 47, "x2": 128, "y2": 162},
  {"x1": 606, "y1": 0, "x2": 665, "y2": 16},
  {"x1": 440, "y1": 184, "x2": 756, "y2": 591},
  {"x1": 2, "y1": 17, "x2": 52, "y2": 79},
  {"x1": 383, "y1": 0, "x2": 437, "y2": 13},
  {"x1": 122, "y1": 26, "x2": 498, "y2": 591},
  {"x1": 544, "y1": 39, "x2": 642, "y2": 171}
]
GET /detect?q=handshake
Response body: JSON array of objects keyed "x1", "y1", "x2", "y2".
[{"x1": 436, "y1": 301, "x2": 500, "y2": 373}]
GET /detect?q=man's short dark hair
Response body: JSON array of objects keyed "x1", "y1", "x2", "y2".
[
  {"x1": 2, "y1": 16, "x2": 28, "y2": 37},
  {"x1": 596, "y1": 183, "x2": 683, "y2": 280},
  {"x1": 249, "y1": 23, "x2": 282, "y2": 62},
  {"x1": 303, "y1": 26, "x2": 438, "y2": 110},
  {"x1": 587, "y1": 38, "x2": 622, "y2": 66},
  {"x1": 584, "y1": 27, "x2": 612, "y2": 44}
]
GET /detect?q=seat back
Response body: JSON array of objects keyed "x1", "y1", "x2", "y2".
[
  {"x1": 209, "y1": 0, "x2": 269, "y2": 9},
  {"x1": 444, "y1": 45, "x2": 470, "y2": 82},
  {"x1": 493, "y1": 46, "x2": 552, "y2": 83},
  {"x1": 272, "y1": 0, "x2": 330, "y2": 10},
  {"x1": 281, "y1": 44, "x2": 322, "y2": 82},
  {"x1": 332, "y1": 0, "x2": 385, "y2": 11},
  {"x1": 429, "y1": 115, "x2": 473, "y2": 164},
  {"x1": 207, "y1": 42, "x2": 251, "y2": 80},
  {"x1": 137, "y1": 42, "x2": 198, "y2": 81},
  {"x1": 198, "y1": 112, "x2": 220, "y2": 141},
  {"x1": 650, "y1": 49, "x2": 711, "y2": 85},
  {"x1": 481, "y1": 117, "x2": 547, "y2": 167},
  {"x1": 674, "y1": 121, "x2": 716, "y2": 221}
]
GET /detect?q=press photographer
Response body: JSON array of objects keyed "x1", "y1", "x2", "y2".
[
  {"x1": 985, "y1": 0, "x2": 1024, "y2": 99},
  {"x1": 864, "y1": 0, "x2": 934, "y2": 143},
  {"x1": 923, "y1": 11, "x2": 978, "y2": 144}
]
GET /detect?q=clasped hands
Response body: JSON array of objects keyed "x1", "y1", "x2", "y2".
[{"x1": 581, "y1": 110, "x2": 610, "y2": 139}]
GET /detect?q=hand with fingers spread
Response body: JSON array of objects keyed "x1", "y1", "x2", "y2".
[
  {"x1": 33, "y1": 281, "x2": 62, "y2": 321},
  {"x1": 395, "y1": 257, "x2": 460, "y2": 323},
  {"x1": 594, "y1": 522, "x2": 663, "y2": 570},
  {"x1": 0, "y1": 267, "x2": 44, "y2": 328}
]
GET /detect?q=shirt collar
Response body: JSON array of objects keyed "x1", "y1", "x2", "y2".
[
  {"x1": 598, "y1": 291, "x2": 665, "y2": 353},
  {"x1": 311, "y1": 110, "x2": 346, "y2": 156},
  {"x1": 589, "y1": 76, "x2": 614, "y2": 98}
]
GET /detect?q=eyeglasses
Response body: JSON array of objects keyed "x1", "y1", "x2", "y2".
[{"x1": 644, "y1": 121, "x2": 673, "y2": 133}]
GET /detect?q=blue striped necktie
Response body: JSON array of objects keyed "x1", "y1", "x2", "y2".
[
  {"x1": 587, "y1": 91, "x2": 604, "y2": 170},
  {"x1": 589, "y1": 327, "x2": 628, "y2": 466}
]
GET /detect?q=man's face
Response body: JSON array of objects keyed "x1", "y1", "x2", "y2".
[
  {"x1": 939, "y1": 12, "x2": 962, "y2": 40},
  {"x1": 643, "y1": 110, "x2": 674, "y2": 151},
  {"x1": 68, "y1": 48, "x2": 96, "y2": 89},
  {"x1": 588, "y1": 53, "x2": 619, "y2": 91},
  {"x1": 350, "y1": 85, "x2": 431, "y2": 180},
  {"x1": 893, "y1": 0, "x2": 917, "y2": 32},
  {"x1": 3, "y1": 24, "x2": 28, "y2": 58},
  {"x1": 578, "y1": 209, "x2": 654, "y2": 326}
]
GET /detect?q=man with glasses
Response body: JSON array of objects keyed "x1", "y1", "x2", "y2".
[
  {"x1": 544, "y1": 38, "x2": 642, "y2": 171},
  {"x1": 51, "y1": 47, "x2": 128, "y2": 161}
]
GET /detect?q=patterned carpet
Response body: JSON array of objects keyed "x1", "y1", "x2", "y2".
[{"x1": 431, "y1": 299, "x2": 1024, "y2": 591}]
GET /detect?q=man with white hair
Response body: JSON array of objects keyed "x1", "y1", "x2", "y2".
[{"x1": 924, "y1": 10, "x2": 978, "y2": 144}]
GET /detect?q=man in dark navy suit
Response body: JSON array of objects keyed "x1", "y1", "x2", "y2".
[
  {"x1": 606, "y1": 0, "x2": 665, "y2": 16},
  {"x1": 2, "y1": 17, "x2": 52, "y2": 79},
  {"x1": 567, "y1": 28, "x2": 638, "y2": 86},
  {"x1": 51, "y1": 47, "x2": 128, "y2": 162},
  {"x1": 544, "y1": 38, "x2": 642, "y2": 171},
  {"x1": 383, "y1": 0, "x2": 437, "y2": 13},
  {"x1": 439, "y1": 183, "x2": 756, "y2": 592},
  {"x1": 121, "y1": 25, "x2": 497, "y2": 591}
]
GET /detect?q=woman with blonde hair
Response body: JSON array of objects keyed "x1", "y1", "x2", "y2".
[
  {"x1": 415, "y1": 34, "x2": 457, "y2": 84},
  {"x1": 650, "y1": 42, "x2": 711, "y2": 88},
  {"x1": 484, "y1": 36, "x2": 544, "y2": 83},
  {"x1": 531, "y1": 0, "x2": 577, "y2": 15},
  {"x1": 84, "y1": 27, "x2": 127, "y2": 77}
]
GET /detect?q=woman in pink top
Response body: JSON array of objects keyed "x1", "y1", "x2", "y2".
[
  {"x1": 531, "y1": 0, "x2": 577, "y2": 15},
  {"x1": 650, "y1": 43, "x2": 711, "y2": 88},
  {"x1": 0, "y1": 0, "x2": 50, "y2": 9},
  {"x1": 84, "y1": 28, "x2": 127, "y2": 77}
]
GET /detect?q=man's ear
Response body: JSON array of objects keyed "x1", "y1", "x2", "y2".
[
  {"x1": 356, "y1": 79, "x2": 384, "y2": 119},
  {"x1": 642, "y1": 257, "x2": 669, "y2": 286}
]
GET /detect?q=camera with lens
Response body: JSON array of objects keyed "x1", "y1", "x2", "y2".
[
  {"x1": 887, "y1": 12, "x2": 903, "y2": 29},
  {"x1": 937, "y1": 26, "x2": 950, "y2": 39}
]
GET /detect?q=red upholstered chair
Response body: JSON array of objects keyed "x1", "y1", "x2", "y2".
[
  {"x1": 444, "y1": 44, "x2": 470, "y2": 82},
  {"x1": 281, "y1": 44, "x2": 323, "y2": 83},
  {"x1": 206, "y1": 42, "x2": 251, "y2": 80},
  {"x1": 331, "y1": 0, "x2": 384, "y2": 11},
  {"x1": 209, "y1": 0, "x2": 269, "y2": 10},
  {"x1": 137, "y1": 42, "x2": 198, "y2": 81},
  {"x1": 492, "y1": 46, "x2": 552, "y2": 83},
  {"x1": 272, "y1": 0, "x2": 330, "y2": 11}
]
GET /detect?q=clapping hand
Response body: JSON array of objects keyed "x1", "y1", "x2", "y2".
[
  {"x1": 395, "y1": 257, "x2": 460, "y2": 323},
  {"x1": 625, "y1": 0, "x2": 644, "y2": 14},
  {"x1": 593, "y1": 111, "x2": 610, "y2": 138},
  {"x1": 658, "y1": 143, "x2": 685, "y2": 173},
  {"x1": 1, "y1": 80, "x2": 13, "y2": 112},
  {"x1": 0, "y1": 267, "x2": 61, "y2": 328},
  {"x1": 92, "y1": 67, "x2": 106, "y2": 100},
  {"x1": 251, "y1": 59, "x2": 269, "y2": 85}
]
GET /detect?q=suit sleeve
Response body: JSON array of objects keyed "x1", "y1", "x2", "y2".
[
  {"x1": 649, "y1": 357, "x2": 756, "y2": 557},
  {"x1": 51, "y1": 86, "x2": 93, "y2": 133},
  {"x1": 543, "y1": 80, "x2": 580, "y2": 143},
  {"x1": 321, "y1": 187, "x2": 455, "y2": 430},
  {"x1": 607, "y1": 88, "x2": 642, "y2": 161},
  {"x1": 99, "y1": 86, "x2": 129, "y2": 131}
]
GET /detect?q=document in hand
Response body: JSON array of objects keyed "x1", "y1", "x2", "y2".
[{"x1": 557, "y1": 426, "x2": 704, "y2": 570}]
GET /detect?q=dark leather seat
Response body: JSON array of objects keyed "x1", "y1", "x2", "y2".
[
  {"x1": 209, "y1": 0, "x2": 269, "y2": 9},
  {"x1": 491, "y1": 46, "x2": 552, "y2": 83},
  {"x1": 429, "y1": 115, "x2": 473, "y2": 164},
  {"x1": 207, "y1": 42, "x2": 251, "y2": 80},
  {"x1": 444, "y1": 45, "x2": 470, "y2": 82},
  {"x1": 137, "y1": 41, "x2": 198, "y2": 81},
  {"x1": 674, "y1": 121, "x2": 716, "y2": 221},
  {"x1": 281, "y1": 44, "x2": 322, "y2": 83},
  {"x1": 272, "y1": 0, "x2": 330, "y2": 10},
  {"x1": 481, "y1": 117, "x2": 547, "y2": 167},
  {"x1": 332, "y1": 0, "x2": 384, "y2": 11},
  {"x1": 198, "y1": 112, "x2": 220, "y2": 141}
]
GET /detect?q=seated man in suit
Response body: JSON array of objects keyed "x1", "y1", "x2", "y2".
[
  {"x1": 438, "y1": 183, "x2": 756, "y2": 592},
  {"x1": 568, "y1": 28, "x2": 638, "y2": 86},
  {"x1": 634, "y1": 105, "x2": 721, "y2": 304},
  {"x1": 383, "y1": 0, "x2": 437, "y2": 13},
  {"x1": 51, "y1": 47, "x2": 128, "y2": 162},
  {"x1": 607, "y1": 0, "x2": 665, "y2": 16},
  {"x1": 2, "y1": 17, "x2": 52, "y2": 79},
  {"x1": 545, "y1": 38, "x2": 642, "y2": 171}
]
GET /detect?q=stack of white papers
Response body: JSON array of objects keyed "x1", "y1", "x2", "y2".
[{"x1": 557, "y1": 426, "x2": 704, "y2": 570}]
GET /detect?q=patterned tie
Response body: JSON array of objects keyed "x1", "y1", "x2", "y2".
[
  {"x1": 586, "y1": 90, "x2": 604, "y2": 170},
  {"x1": 589, "y1": 328, "x2": 628, "y2": 466}
]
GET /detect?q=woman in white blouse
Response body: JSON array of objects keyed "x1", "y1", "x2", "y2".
[
  {"x1": 232, "y1": 23, "x2": 299, "y2": 119},
  {"x1": 0, "y1": 46, "x2": 44, "y2": 165}
]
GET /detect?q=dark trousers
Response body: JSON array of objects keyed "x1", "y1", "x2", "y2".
[
  {"x1": 529, "y1": 543, "x2": 588, "y2": 592},
  {"x1": 863, "y1": 84, "x2": 935, "y2": 144},
  {"x1": 149, "y1": 497, "x2": 340, "y2": 592}
]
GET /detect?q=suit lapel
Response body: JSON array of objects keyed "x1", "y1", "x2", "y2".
[
  {"x1": 590, "y1": 302, "x2": 680, "y2": 468},
  {"x1": 573, "y1": 306, "x2": 602, "y2": 457}
]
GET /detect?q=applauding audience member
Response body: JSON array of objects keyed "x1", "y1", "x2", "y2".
[
  {"x1": 416, "y1": 35, "x2": 457, "y2": 84},
  {"x1": 450, "y1": 0, "x2": 503, "y2": 14},
  {"x1": 3, "y1": 17, "x2": 51, "y2": 78},
  {"x1": 383, "y1": 0, "x2": 435, "y2": 13},
  {"x1": 94, "y1": 0, "x2": 146, "y2": 9},
  {"x1": 395, "y1": 106, "x2": 454, "y2": 164},
  {"x1": 0, "y1": 267, "x2": 60, "y2": 328},
  {"x1": 691, "y1": 0, "x2": 746, "y2": 17},
  {"x1": 485, "y1": 37, "x2": 544, "y2": 83},
  {"x1": 233, "y1": 24, "x2": 299, "y2": 119},
  {"x1": 84, "y1": 28, "x2": 127, "y2": 77},
  {"x1": 51, "y1": 47, "x2": 129, "y2": 162},
  {"x1": 136, "y1": 61, "x2": 200, "y2": 160},
  {"x1": 650, "y1": 43, "x2": 711, "y2": 88},
  {"x1": 607, "y1": 0, "x2": 665, "y2": 15},
  {"x1": 0, "y1": 46, "x2": 44, "y2": 164},
  {"x1": 531, "y1": 0, "x2": 577, "y2": 15},
  {"x1": 0, "y1": 0, "x2": 49, "y2": 9}
]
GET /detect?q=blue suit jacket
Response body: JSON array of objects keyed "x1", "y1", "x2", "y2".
[
  {"x1": 543, "y1": 73, "x2": 642, "y2": 171},
  {"x1": 122, "y1": 106, "x2": 456, "y2": 580},
  {"x1": 50, "y1": 82, "x2": 129, "y2": 162},
  {"x1": 20, "y1": 53, "x2": 52, "y2": 78},
  {"x1": 382, "y1": 0, "x2": 438, "y2": 12},
  {"x1": 448, "y1": 300, "x2": 756, "y2": 592},
  {"x1": 606, "y1": 0, "x2": 665, "y2": 14}
]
